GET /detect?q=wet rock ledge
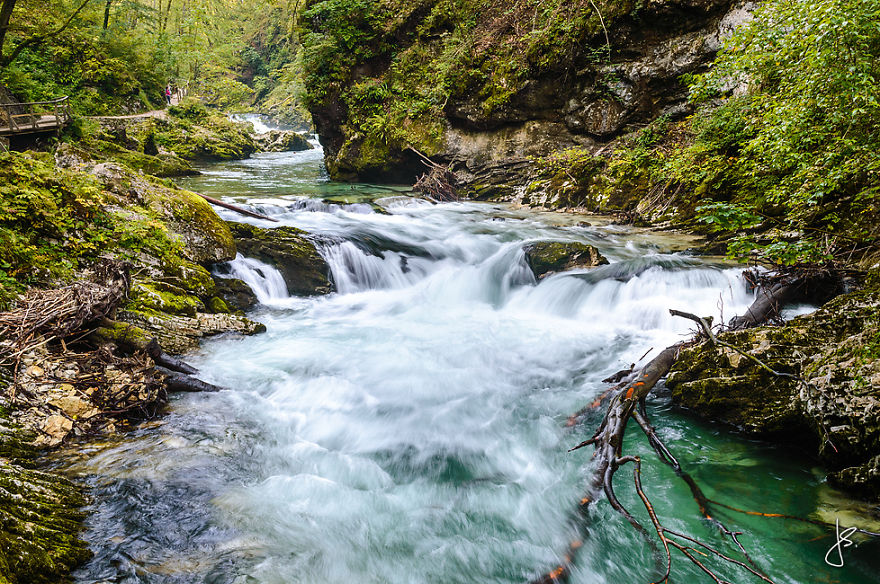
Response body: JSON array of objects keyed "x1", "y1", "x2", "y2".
[{"x1": 666, "y1": 274, "x2": 880, "y2": 499}]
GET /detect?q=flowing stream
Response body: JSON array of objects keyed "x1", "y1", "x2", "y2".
[{"x1": 60, "y1": 141, "x2": 880, "y2": 584}]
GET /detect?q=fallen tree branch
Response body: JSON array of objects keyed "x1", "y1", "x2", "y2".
[
  {"x1": 156, "y1": 367, "x2": 223, "y2": 393},
  {"x1": 198, "y1": 193, "x2": 280, "y2": 222}
]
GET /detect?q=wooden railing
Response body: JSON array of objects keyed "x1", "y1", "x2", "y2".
[{"x1": 0, "y1": 96, "x2": 72, "y2": 135}]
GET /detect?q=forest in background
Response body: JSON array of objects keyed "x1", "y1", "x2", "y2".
[{"x1": 0, "y1": 0, "x2": 310, "y2": 124}]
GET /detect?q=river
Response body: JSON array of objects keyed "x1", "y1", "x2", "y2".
[{"x1": 61, "y1": 135, "x2": 880, "y2": 584}]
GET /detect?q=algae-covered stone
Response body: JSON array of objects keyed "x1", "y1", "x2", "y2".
[
  {"x1": 0, "y1": 460, "x2": 92, "y2": 584},
  {"x1": 119, "y1": 308, "x2": 266, "y2": 354},
  {"x1": 523, "y1": 241, "x2": 608, "y2": 278},
  {"x1": 256, "y1": 130, "x2": 314, "y2": 152},
  {"x1": 129, "y1": 278, "x2": 206, "y2": 317},
  {"x1": 0, "y1": 400, "x2": 91, "y2": 584},
  {"x1": 228, "y1": 222, "x2": 332, "y2": 295}
]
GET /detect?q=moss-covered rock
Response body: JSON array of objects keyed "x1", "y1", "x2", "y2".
[
  {"x1": 256, "y1": 130, "x2": 314, "y2": 152},
  {"x1": 523, "y1": 241, "x2": 608, "y2": 278},
  {"x1": 119, "y1": 308, "x2": 267, "y2": 354},
  {"x1": 228, "y1": 222, "x2": 332, "y2": 295},
  {"x1": 0, "y1": 398, "x2": 90, "y2": 584},
  {"x1": 128, "y1": 278, "x2": 205, "y2": 317},
  {"x1": 133, "y1": 109, "x2": 259, "y2": 162},
  {"x1": 666, "y1": 281, "x2": 880, "y2": 499},
  {"x1": 0, "y1": 460, "x2": 92, "y2": 584},
  {"x1": 303, "y1": 0, "x2": 739, "y2": 183},
  {"x1": 214, "y1": 277, "x2": 259, "y2": 313},
  {"x1": 88, "y1": 162, "x2": 236, "y2": 265}
]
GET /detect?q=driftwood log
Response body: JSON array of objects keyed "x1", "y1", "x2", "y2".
[{"x1": 198, "y1": 193, "x2": 279, "y2": 222}]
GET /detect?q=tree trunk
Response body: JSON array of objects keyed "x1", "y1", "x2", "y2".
[
  {"x1": 0, "y1": 0, "x2": 17, "y2": 62},
  {"x1": 103, "y1": 0, "x2": 112, "y2": 29}
]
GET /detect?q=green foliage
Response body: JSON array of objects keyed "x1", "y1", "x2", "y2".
[
  {"x1": 682, "y1": 0, "x2": 880, "y2": 264},
  {"x1": 0, "y1": 151, "x2": 193, "y2": 309}
]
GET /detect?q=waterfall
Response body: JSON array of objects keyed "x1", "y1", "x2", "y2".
[{"x1": 216, "y1": 254, "x2": 289, "y2": 303}]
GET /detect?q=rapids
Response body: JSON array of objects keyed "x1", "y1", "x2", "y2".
[{"x1": 61, "y1": 144, "x2": 880, "y2": 584}]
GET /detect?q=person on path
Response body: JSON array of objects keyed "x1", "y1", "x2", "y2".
[{"x1": 165, "y1": 85, "x2": 172, "y2": 106}]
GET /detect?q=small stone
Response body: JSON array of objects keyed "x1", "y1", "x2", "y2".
[
  {"x1": 25, "y1": 365, "x2": 44, "y2": 377},
  {"x1": 40, "y1": 415, "x2": 73, "y2": 446},
  {"x1": 50, "y1": 395, "x2": 99, "y2": 420}
]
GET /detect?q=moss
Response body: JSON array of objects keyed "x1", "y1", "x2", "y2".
[
  {"x1": 127, "y1": 111, "x2": 258, "y2": 162},
  {"x1": 523, "y1": 241, "x2": 608, "y2": 278},
  {"x1": 0, "y1": 461, "x2": 92, "y2": 584},
  {"x1": 91, "y1": 320, "x2": 153, "y2": 351},
  {"x1": 0, "y1": 401, "x2": 90, "y2": 584},
  {"x1": 206, "y1": 296, "x2": 232, "y2": 314},
  {"x1": 128, "y1": 279, "x2": 205, "y2": 317},
  {"x1": 137, "y1": 186, "x2": 236, "y2": 264}
]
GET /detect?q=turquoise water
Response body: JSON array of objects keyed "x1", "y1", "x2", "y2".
[{"x1": 61, "y1": 146, "x2": 880, "y2": 584}]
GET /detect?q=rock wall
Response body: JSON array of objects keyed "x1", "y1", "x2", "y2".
[{"x1": 303, "y1": 0, "x2": 753, "y2": 189}]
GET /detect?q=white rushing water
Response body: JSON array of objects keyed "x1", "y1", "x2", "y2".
[{"x1": 67, "y1": 151, "x2": 877, "y2": 584}]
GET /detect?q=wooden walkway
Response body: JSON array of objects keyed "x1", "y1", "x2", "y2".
[{"x1": 0, "y1": 96, "x2": 72, "y2": 137}]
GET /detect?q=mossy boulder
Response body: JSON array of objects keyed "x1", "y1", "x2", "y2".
[
  {"x1": 137, "y1": 110, "x2": 258, "y2": 162},
  {"x1": 228, "y1": 222, "x2": 332, "y2": 295},
  {"x1": 89, "y1": 162, "x2": 236, "y2": 265},
  {"x1": 118, "y1": 308, "x2": 266, "y2": 354},
  {"x1": 214, "y1": 277, "x2": 258, "y2": 313},
  {"x1": 256, "y1": 130, "x2": 314, "y2": 152},
  {"x1": 0, "y1": 461, "x2": 92, "y2": 584},
  {"x1": 0, "y1": 401, "x2": 91, "y2": 584},
  {"x1": 666, "y1": 281, "x2": 880, "y2": 500},
  {"x1": 128, "y1": 278, "x2": 205, "y2": 317},
  {"x1": 523, "y1": 241, "x2": 608, "y2": 278}
]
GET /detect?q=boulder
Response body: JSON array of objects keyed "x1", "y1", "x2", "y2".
[
  {"x1": 523, "y1": 241, "x2": 608, "y2": 278},
  {"x1": 228, "y1": 222, "x2": 332, "y2": 295},
  {"x1": 214, "y1": 277, "x2": 259, "y2": 313},
  {"x1": 256, "y1": 130, "x2": 314, "y2": 152}
]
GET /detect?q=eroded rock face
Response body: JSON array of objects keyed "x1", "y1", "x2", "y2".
[
  {"x1": 228, "y1": 222, "x2": 332, "y2": 295},
  {"x1": 523, "y1": 241, "x2": 609, "y2": 278},
  {"x1": 666, "y1": 283, "x2": 880, "y2": 499}
]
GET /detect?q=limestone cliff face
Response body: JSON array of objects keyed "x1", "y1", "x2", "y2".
[{"x1": 303, "y1": 0, "x2": 752, "y2": 188}]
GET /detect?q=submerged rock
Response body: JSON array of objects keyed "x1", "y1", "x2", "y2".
[
  {"x1": 523, "y1": 241, "x2": 608, "y2": 278},
  {"x1": 228, "y1": 222, "x2": 332, "y2": 295},
  {"x1": 666, "y1": 281, "x2": 880, "y2": 499}
]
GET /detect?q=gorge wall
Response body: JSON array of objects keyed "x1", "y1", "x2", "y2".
[{"x1": 302, "y1": 0, "x2": 752, "y2": 190}]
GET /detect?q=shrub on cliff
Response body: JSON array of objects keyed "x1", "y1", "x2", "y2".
[{"x1": 683, "y1": 0, "x2": 880, "y2": 264}]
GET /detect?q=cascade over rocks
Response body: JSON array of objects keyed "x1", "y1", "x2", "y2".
[{"x1": 228, "y1": 222, "x2": 333, "y2": 295}]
